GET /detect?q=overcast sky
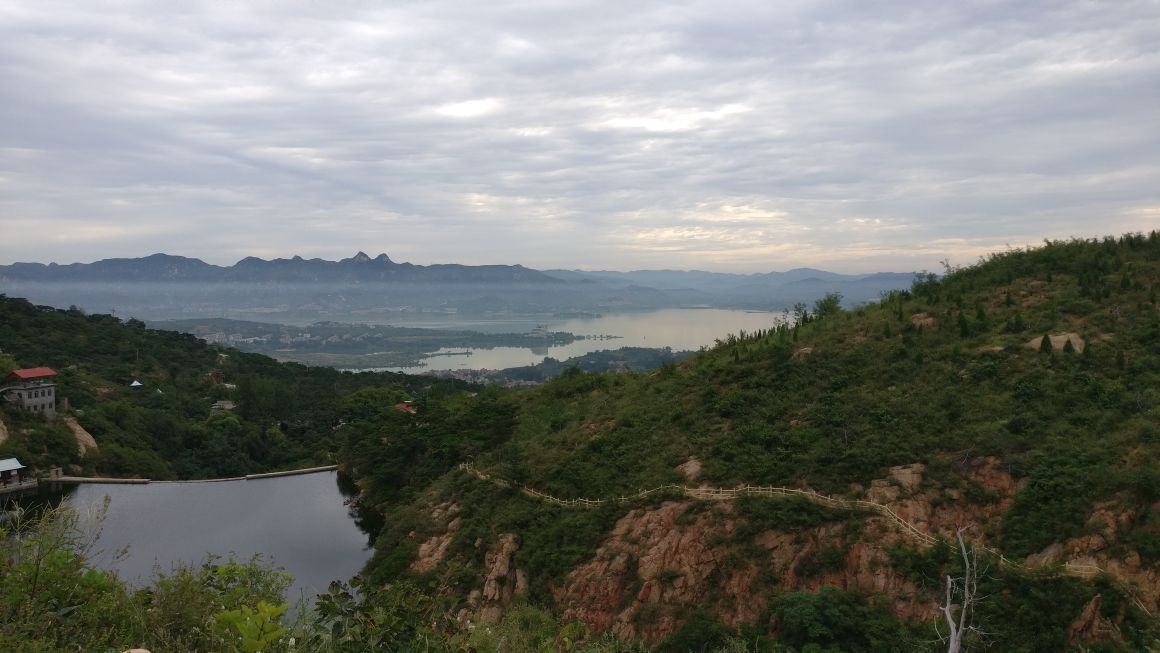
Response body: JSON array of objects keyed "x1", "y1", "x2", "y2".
[{"x1": 1, "y1": 1, "x2": 1157, "y2": 273}]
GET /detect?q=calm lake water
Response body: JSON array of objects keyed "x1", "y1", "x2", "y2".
[
  {"x1": 64, "y1": 471, "x2": 371, "y2": 605},
  {"x1": 387, "y1": 308, "x2": 787, "y2": 372}
]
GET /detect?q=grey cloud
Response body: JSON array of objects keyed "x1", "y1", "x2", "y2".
[{"x1": 1, "y1": 0, "x2": 1157, "y2": 272}]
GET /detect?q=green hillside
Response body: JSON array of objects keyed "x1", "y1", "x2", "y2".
[
  {"x1": 474, "y1": 233, "x2": 1160, "y2": 556},
  {"x1": 4, "y1": 233, "x2": 1160, "y2": 651},
  {"x1": 0, "y1": 296, "x2": 465, "y2": 479},
  {"x1": 341, "y1": 233, "x2": 1160, "y2": 650}
]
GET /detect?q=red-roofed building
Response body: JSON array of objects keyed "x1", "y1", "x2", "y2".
[
  {"x1": 7, "y1": 367, "x2": 56, "y2": 381},
  {"x1": 2, "y1": 367, "x2": 58, "y2": 417}
]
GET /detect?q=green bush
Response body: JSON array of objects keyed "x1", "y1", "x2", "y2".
[
  {"x1": 771, "y1": 589, "x2": 922, "y2": 652},
  {"x1": 655, "y1": 611, "x2": 734, "y2": 653}
]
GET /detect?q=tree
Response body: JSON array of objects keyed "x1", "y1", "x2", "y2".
[
  {"x1": 813, "y1": 292, "x2": 843, "y2": 319},
  {"x1": 1039, "y1": 333, "x2": 1053, "y2": 354},
  {"x1": 792, "y1": 302, "x2": 810, "y2": 325},
  {"x1": 938, "y1": 529, "x2": 986, "y2": 653},
  {"x1": 958, "y1": 313, "x2": 971, "y2": 338}
]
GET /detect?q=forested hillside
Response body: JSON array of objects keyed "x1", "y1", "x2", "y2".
[
  {"x1": 340, "y1": 233, "x2": 1160, "y2": 651},
  {"x1": 0, "y1": 296, "x2": 465, "y2": 479},
  {"x1": 4, "y1": 233, "x2": 1160, "y2": 651}
]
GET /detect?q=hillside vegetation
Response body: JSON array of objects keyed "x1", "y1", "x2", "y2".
[
  {"x1": 0, "y1": 295, "x2": 463, "y2": 479},
  {"x1": 4, "y1": 233, "x2": 1160, "y2": 651},
  {"x1": 341, "y1": 233, "x2": 1160, "y2": 650}
]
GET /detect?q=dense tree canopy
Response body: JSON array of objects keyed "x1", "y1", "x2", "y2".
[{"x1": 0, "y1": 295, "x2": 466, "y2": 478}]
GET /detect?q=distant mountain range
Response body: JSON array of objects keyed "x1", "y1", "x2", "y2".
[
  {"x1": 542, "y1": 267, "x2": 913, "y2": 289},
  {"x1": 0, "y1": 252, "x2": 913, "y2": 288},
  {"x1": 0, "y1": 252, "x2": 556, "y2": 284},
  {"x1": 0, "y1": 253, "x2": 918, "y2": 321},
  {"x1": 539, "y1": 267, "x2": 916, "y2": 308}
]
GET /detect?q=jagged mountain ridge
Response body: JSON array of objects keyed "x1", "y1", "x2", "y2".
[
  {"x1": 0, "y1": 253, "x2": 912, "y2": 289},
  {"x1": 0, "y1": 252, "x2": 558, "y2": 284}
]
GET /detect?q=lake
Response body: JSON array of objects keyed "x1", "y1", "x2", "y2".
[
  {"x1": 63, "y1": 471, "x2": 371, "y2": 605},
  {"x1": 385, "y1": 308, "x2": 787, "y2": 372}
]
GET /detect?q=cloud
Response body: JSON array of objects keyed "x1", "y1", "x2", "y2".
[
  {"x1": 436, "y1": 99, "x2": 503, "y2": 119},
  {"x1": 0, "y1": 0, "x2": 1157, "y2": 272}
]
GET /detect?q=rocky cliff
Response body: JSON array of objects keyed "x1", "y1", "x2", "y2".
[{"x1": 418, "y1": 457, "x2": 1155, "y2": 647}]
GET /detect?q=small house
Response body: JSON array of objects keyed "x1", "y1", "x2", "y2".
[
  {"x1": 0, "y1": 458, "x2": 26, "y2": 487},
  {"x1": 1, "y1": 367, "x2": 58, "y2": 417}
]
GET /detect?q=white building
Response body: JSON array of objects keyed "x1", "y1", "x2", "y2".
[{"x1": 2, "y1": 367, "x2": 57, "y2": 417}]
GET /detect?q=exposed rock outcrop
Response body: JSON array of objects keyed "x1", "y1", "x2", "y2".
[
  {"x1": 413, "y1": 518, "x2": 460, "y2": 573},
  {"x1": 0, "y1": 417, "x2": 8, "y2": 445},
  {"x1": 452, "y1": 455, "x2": 1157, "y2": 643},
  {"x1": 676, "y1": 458, "x2": 702, "y2": 482},
  {"x1": 866, "y1": 457, "x2": 1025, "y2": 547},
  {"x1": 910, "y1": 313, "x2": 937, "y2": 329},
  {"x1": 1024, "y1": 332, "x2": 1086, "y2": 353},
  {"x1": 554, "y1": 499, "x2": 932, "y2": 644},
  {"x1": 548, "y1": 456, "x2": 1052, "y2": 644},
  {"x1": 1066, "y1": 595, "x2": 1125, "y2": 648},
  {"x1": 412, "y1": 502, "x2": 461, "y2": 573},
  {"x1": 791, "y1": 347, "x2": 813, "y2": 361},
  {"x1": 1028, "y1": 502, "x2": 1160, "y2": 613},
  {"x1": 476, "y1": 533, "x2": 527, "y2": 623},
  {"x1": 63, "y1": 416, "x2": 98, "y2": 456}
]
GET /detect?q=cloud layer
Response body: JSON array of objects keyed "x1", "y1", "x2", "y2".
[{"x1": 2, "y1": 0, "x2": 1157, "y2": 272}]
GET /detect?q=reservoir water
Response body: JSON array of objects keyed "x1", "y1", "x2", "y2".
[
  {"x1": 64, "y1": 471, "x2": 371, "y2": 605},
  {"x1": 386, "y1": 308, "x2": 787, "y2": 372}
]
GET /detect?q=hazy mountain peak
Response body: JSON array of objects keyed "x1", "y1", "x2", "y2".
[{"x1": 0, "y1": 252, "x2": 560, "y2": 284}]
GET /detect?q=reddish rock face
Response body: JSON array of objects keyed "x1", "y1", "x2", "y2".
[
  {"x1": 412, "y1": 517, "x2": 459, "y2": 573},
  {"x1": 548, "y1": 456, "x2": 1100, "y2": 644},
  {"x1": 411, "y1": 502, "x2": 461, "y2": 573},
  {"x1": 478, "y1": 533, "x2": 526, "y2": 623},
  {"x1": 1032, "y1": 502, "x2": 1160, "y2": 615},
  {"x1": 552, "y1": 498, "x2": 935, "y2": 644},
  {"x1": 439, "y1": 456, "x2": 1158, "y2": 643},
  {"x1": 1066, "y1": 594, "x2": 1128, "y2": 649}
]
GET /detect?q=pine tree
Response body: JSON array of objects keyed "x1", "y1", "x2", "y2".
[{"x1": 1039, "y1": 333, "x2": 1053, "y2": 354}]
